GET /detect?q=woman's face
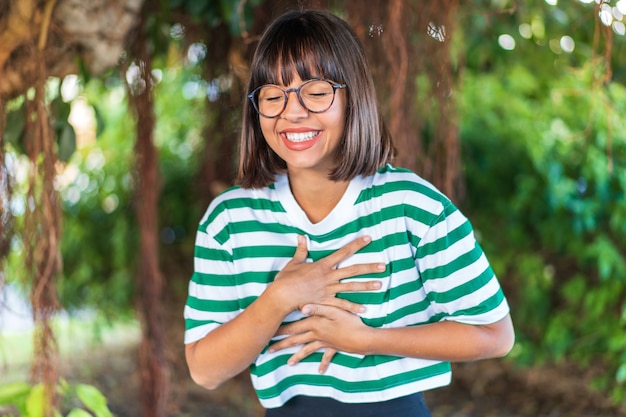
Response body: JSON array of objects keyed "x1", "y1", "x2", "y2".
[{"x1": 258, "y1": 73, "x2": 346, "y2": 177}]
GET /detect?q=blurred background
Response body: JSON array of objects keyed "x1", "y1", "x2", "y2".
[{"x1": 1, "y1": 0, "x2": 625, "y2": 416}]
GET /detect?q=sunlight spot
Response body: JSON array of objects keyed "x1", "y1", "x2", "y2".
[
  {"x1": 76, "y1": 173, "x2": 90, "y2": 192},
  {"x1": 8, "y1": 154, "x2": 28, "y2": 185},
  {"x1": 170, "y1": 23, "x2": 185, "y2": 40},
  {"x1": 614, "y1": 21, "x2": 626, "y2": 35},
  {"x1": 10, "y1": 195, "x2": 25, "y2": 216},
  {"x1": 187, "y1": 43, "x2": 207, "y2": 64},
  {"x1": 61, "y1": 75, "x2": 80, "y2": 102},
  {"x1": 69, "y1": 97, "x2": 97, "y2": 147},
  {"x1": 102, "y1": 194, "x2": 119, "y2": 213},
  {"x1": 55, "y1": 164, "x2": 80, "y2": 190},
  {"x1": 206, "y1": 79, "x2": 220, "y2": 102},
  {"x1": 177, "y1": 142, "x2": 193, "y2": 160},
  {"x1": 519, "y1": 23, "x2": 532, "y2": 39},
  {"x1": 152, "y1": 69, "x2": 163, "y2": 84},
  {"x1": 182, "y1": 81, "x2": 201, "y2": 100},
  {"x1": 600, "y1": 4, "x2": 613, "y2": 26},
  {"x1": 85, "y1": 149, "x2": 105, "y2": 171},
  {"x1": 125, "y1": 62, "x2": 142, "y2": 88},
  {"x1": 65, "y1": 186, "x2": 81, "y2": 206},
  {"x1": 549, "y1": 39, "x2": 562, "y2": 54},
  {"x1": 531, "y1": 18, "x2": 545, "y2": 38},
  {"x1": 498, "y1": 34, "x2": 516, "y2": 50},
  {"x1": 560, "y1": 36, "x2": 575, "y2": 53}
]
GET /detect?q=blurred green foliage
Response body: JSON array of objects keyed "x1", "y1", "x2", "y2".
[
  {"x1": 0, "y1": 379, "x2": 113, "y2": 417},
  {"x1": 56, "y1": 55, "x2": 210, "y2": 316},
  {"x1": 459, "y1": 0, "x2": 626, "y2": 402}
]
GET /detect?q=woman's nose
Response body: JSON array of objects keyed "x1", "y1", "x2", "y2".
[{"x1": 281, "y1": 91, "x2": 308, "y2": 119}]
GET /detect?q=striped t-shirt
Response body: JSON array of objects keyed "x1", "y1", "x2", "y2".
[{"x1": 184, "y1": 164, "x2": 510, "y2": 408}]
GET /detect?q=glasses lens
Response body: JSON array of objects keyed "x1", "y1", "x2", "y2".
[
  {"x1": 257, "y1": 86, "x2": 285, "y2": 117},
  {"x1": 300, "y1": 81, "x2": 335, "y2": 113}
]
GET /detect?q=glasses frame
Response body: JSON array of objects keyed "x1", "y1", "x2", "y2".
[{"x1": 247, "y1": 79, "x2": 347, "y2": 118}]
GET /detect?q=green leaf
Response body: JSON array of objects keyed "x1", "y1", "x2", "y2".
[
  {"x1": 25, "y1": 384, "x2": 45, "y2": 417},
  {"x1": 50, "y1": 97, "x2": 72, "y2": 127},
  {"x1": 4, "y1": 104, "x2": 26, "y2": 153},
  {"x1": 617, "y1": 364, "x2": 626, "y2": 384},
  {"x1": 66, "y1": 409, "x2": 93, "y2": 417},
  {"x1": 0, "y1": 382, "x2": 31, "y2": 405},
  {"x1": 92, "y1": 104, "x2": 106, "y2": 137},
  {"x1": 75, "y1": 384, "x2": 113, "y2": 417},
  {"x1": 57, "y1": 123, "x2": 77, "y2": 162}
]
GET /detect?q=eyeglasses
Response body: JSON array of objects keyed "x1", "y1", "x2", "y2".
[{"x1": 247, "y1": 79, "x2": 347, "y2": 118}]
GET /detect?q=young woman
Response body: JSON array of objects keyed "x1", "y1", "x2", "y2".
[{"x1": 184, "y1": 9, "x2": 514, "y2": 417}]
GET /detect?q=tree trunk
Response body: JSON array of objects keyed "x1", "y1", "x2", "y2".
[
  {"x1": 126, "y1": 7, "x2": 169, "y2": 417},
  {"x1": 0, "y1": 0, "x2": 144, "y2": 100}
]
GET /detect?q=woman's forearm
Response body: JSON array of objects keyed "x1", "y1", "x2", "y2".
[
  {"x1": 185, "y1": 284, "x2": 291, "y2": 390},
  {"x1": 273, "y1": 305, "x2": 514, "y2": 366},
  {"x1": 362, "y1": 314, "x2": 515, "y2": 361}
]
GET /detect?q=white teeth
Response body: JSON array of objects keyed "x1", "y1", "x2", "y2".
[{"x1": 285, "y1": 131, "x2": 318, "y2": 142}]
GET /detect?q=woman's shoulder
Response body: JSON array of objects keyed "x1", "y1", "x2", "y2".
[
  {"x1": 210, "y1": 181, "x2": 278, "y2": 207},
  {"x1": 371, "y1": 164, "x2": 450, "y2": 203},
  {"x1": 199, "y1": 182, "x2": 279, "y2": 228}
]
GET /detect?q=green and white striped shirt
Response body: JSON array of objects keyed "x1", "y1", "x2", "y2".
[{"x1": 184, "y1": 164, "x2": 509, "y2": 408}]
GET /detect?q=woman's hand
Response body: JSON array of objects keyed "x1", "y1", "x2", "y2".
[
  {"x1": 186, "y1": 234, "x2": 383, "y2": 389},
  {"x1": 270, "y1": 303, "x2": 371, "y2": 372},
  {"x1": 270, "y1": 235, "x2": 384, "y2": 314},
  {"x1": 271, "y1": 307, "x2": 516, "y2": 375}
]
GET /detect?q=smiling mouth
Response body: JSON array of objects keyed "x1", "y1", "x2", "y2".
[{"x1": 284, "y1": 131, "x2": 319, "y2": 142}]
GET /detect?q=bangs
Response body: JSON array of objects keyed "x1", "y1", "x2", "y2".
[{"x1": 250, "y1": 17, "x2": 343, "y2": 87}]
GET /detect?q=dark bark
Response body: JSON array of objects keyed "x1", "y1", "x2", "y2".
[{"x1": 126, "y1": 6, "x2": 169, "y2": 417}]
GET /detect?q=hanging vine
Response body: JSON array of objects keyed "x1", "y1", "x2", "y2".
[
  {"x1": 22, "y1": 1, "x2": 62, "y2": 415},
  {"x1": 344, "y1": 0, "x2": 463, "y2": 202}
]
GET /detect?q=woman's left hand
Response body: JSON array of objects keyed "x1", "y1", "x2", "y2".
[{"x1": 270, "y1": 304, "x2": 370, "y2": 373}]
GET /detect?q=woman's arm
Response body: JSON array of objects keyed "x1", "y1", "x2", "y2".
[
  {"x1": 185, "y1": 236, "x2": 384, "y2": 390},
  {"x1": 271, "y1": 304, "x2": 514, "y2": 366}
]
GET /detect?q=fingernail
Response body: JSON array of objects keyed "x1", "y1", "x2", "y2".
[
  {"x1": 373, "y1": 281, "x2": 382, "y2": 289},
  {"x1": 362, "y1": 236, "x2": 371, "y2": 243},
  {"x1": 376, "y1": 263, "x2": 385, "y2": 271},
  {"x1": 302, "y1": 305, "x2": 311, "y2": 315},
  {"x1": 358, "y1": 305, "x2": 366, "y2": 313}
]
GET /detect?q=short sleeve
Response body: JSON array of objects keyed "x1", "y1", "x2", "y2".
[
  {"x1": 415, "y1": 200, "x2": 509, "y2": 325},
  {"x1": 184, "y1": 206, "x2": 241, "y2": 344}
]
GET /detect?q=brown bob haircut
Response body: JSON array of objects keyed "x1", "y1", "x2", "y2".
[{"x1": 236, "y1": 9, "x2": 394, "y2": 189}]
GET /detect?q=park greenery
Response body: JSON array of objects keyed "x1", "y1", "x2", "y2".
[{"x1": 1, "y1": 0, "x2": 626, "y2": 415}]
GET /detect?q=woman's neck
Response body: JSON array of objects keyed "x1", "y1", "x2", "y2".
[{"x1": 287, "y1": 170, "x2": 350, "y2": 224}]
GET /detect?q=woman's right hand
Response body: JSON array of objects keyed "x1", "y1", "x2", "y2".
[{"x1": 270, "y1": 235, "x2": 384, "y2": 314}]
